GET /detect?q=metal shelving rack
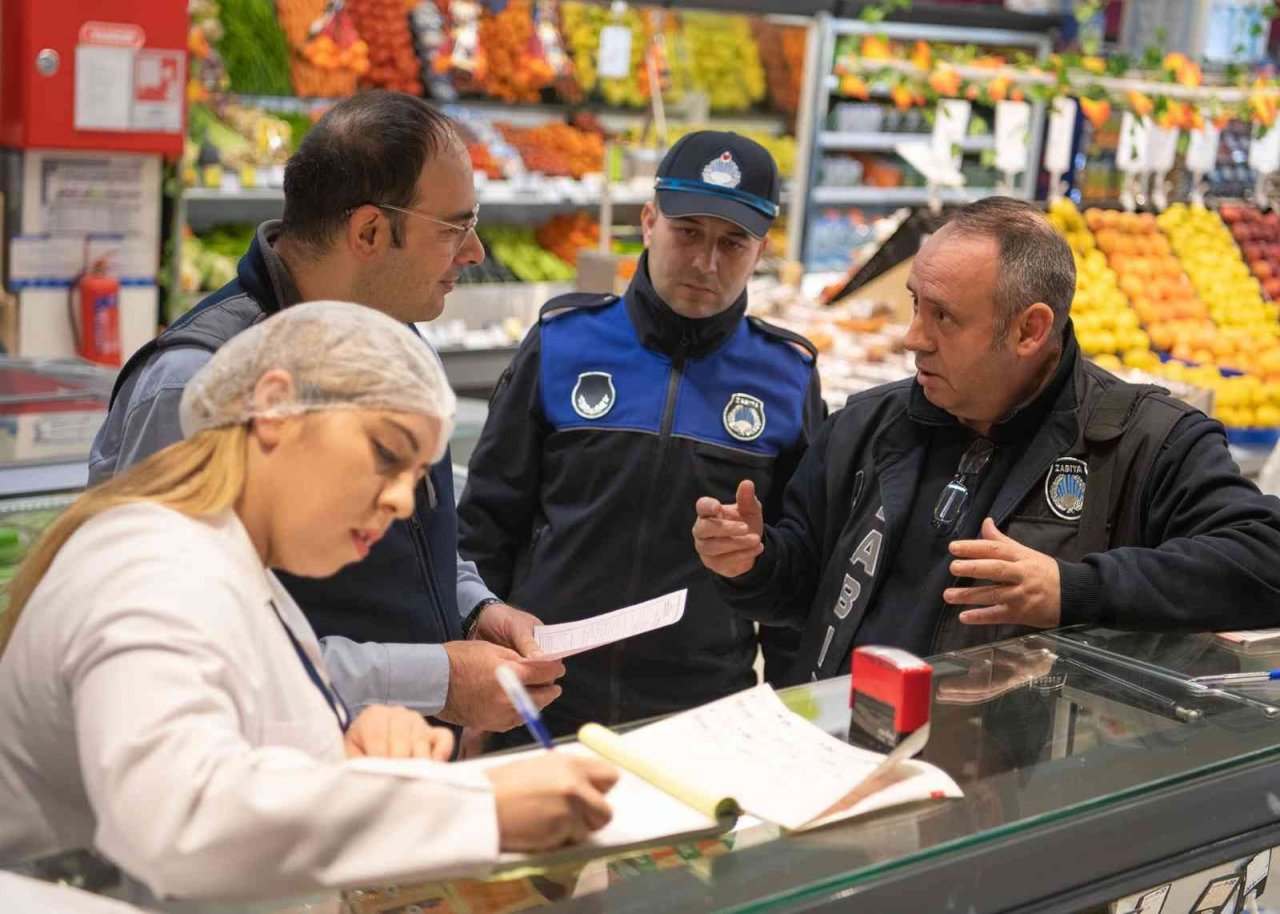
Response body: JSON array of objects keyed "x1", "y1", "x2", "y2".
[{"x1": 788, "y1": 13, "x2": 1056, "y2": 266}]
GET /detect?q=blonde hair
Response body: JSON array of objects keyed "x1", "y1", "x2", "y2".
[{"x1": 0, "y1": 426, "x2": 248, "y2": 656}]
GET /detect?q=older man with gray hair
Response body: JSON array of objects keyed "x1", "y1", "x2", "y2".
[{"x1": 694, "y1": 196, "x2": 1280, "y2": 683}]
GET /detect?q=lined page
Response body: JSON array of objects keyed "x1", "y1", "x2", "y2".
[{"x1": 617, "y1": 684, "x2": 960, "y2": 830}]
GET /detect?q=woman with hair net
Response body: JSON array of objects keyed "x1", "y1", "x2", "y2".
[{"x1": 0, "y1": 301, "x2": 617, "y2": 911}]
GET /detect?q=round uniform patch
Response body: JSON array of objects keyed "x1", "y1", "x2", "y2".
[
  {"x1": 1045, "y1": 458, "x2": 1088, "y2": 521},
  {"x1": 723, "y1": 392, "x2": 766, "y2": 441},
  {"x1": 571, "y1": 371, "x2": 616, "y2": 420}
]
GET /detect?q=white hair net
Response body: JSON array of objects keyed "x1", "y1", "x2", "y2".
[{"x1": 179, "y1": 300, "x2": 456, "y2": 462}]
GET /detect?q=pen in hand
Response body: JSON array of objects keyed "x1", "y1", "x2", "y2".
[{"x1": 497, "y1": 664, "x2": 556, "y2": 750}]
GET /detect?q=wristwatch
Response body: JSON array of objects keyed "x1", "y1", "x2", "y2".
[{"x1": 464, "y1": 597, "x2": 504, "y2": 639}]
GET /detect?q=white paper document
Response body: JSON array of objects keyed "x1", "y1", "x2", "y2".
[
  {"x1": 621, "y1": 684, "x2": 961, "y2": 831},
  {"x1": 531, "y1": 589, "x2": 687, "y2": 660}
]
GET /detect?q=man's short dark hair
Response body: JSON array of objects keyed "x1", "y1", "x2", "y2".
[
  {"x1": 281, "y1": 90, "x2": 459, "y2": 253},
  {"x1": 945, "y1": 197, "x2": 1076, "y2": 341}
]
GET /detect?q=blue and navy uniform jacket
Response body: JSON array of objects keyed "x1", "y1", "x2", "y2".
[
  {"x1": 458, "y1": 254, "x2": 823, "y2": 734},
  {"x1": 107, "y1": 225, "x2": 463, "y2": 647}
]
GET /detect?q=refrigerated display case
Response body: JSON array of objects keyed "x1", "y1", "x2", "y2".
[{"x1": 337, "y1": 629, "x2": 1280, "y2": 914}]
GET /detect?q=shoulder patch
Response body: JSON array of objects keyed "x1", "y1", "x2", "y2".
[
  {"x1": 746, "y1": 316, "x2": 818, "y2": 362},
  {"x1": 539, "y1": 293, "x2": 620, "y2": 323}
]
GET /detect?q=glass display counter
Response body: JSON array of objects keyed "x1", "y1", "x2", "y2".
[
  {"x1": 0, "y1": 357, "x2": 115, "y2": 611},
  {"x1": 0, "y1": 357, "x2": 113, "y2": 498},
  {"x1": 344, "y1": 630, "x2": 1280, "y2": 914}
]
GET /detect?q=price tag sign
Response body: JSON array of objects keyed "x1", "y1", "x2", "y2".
[
  {"x1": 1147, "y1": 126, "x2": 1178, "y2": 173},
  {"x1": 1116, "y1": 112, "x2": 1151, "y2": 173},
  {"x1": 1251, "y1": 123, "x2": 1280, "y2": 175},
  {"x1": 1185, "y1": 118, "x2": 1221, "y2": 173},
  {"x1": 1043, "y1": 97, "x2": 1078, "y2": 176},
  {"x1": 597, "y1": 25, "x2": 633, "y2": 79},
  {"x1": 931, "y1": 99, "x2": 971, "y2": 169},
  {"x1": 994, "y1": 101, "x2": 1032, "y2": 175}
]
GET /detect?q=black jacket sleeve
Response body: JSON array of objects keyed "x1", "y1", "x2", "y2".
[
  {"x1": 1059, "y1": 412, "x2": 1280, "y2": 630},
  {"x1": 714, "y1": 409, "x2": 837, "y2": 628},
  {"x1": 456, "y1": 328, "x2": 551, "y2": 600},
  {"x1": 757, "y1": 364, "x2": 825, "y2": 678}
]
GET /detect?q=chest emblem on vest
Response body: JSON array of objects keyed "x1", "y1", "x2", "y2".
[
  {"x1": 572, "y1": 372, "x2": 616, "y2": 420},
  {"x1": 724, "y1": 393, "x2": 766, "y2": 441},
  {"x1": 1045, "y1": 458, "x2": 1088, "y2": 520}
]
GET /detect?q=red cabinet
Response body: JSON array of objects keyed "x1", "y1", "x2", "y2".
[{"x1": 0, "y1": 0, "x2": 187, "y2": 156}]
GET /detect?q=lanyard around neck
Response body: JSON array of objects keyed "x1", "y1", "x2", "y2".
[{"x1": 267, "y1": 599, "x2": 350, "y2": 733}]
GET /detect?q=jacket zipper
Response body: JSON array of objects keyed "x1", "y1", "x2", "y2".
[
  {"x1": 410, "y1": 479, "x2": 451, "y2": 639},
  {"x1": 611, "y1": 342, "x2": 687, "y2": 722}
]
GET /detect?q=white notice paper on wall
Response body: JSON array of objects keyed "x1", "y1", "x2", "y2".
[
  {"x1": 531, "y1": 589, "x2": 687, "y2": 660},
  {"x1": 74, "y1": 45, "x2": 134, "y2": 131},
  {"x1": 131, "y1": 49, "x2": 185, "y2": 133}
]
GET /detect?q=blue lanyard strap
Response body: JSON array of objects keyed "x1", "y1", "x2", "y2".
[
  {"x1": 268, "y1": 599, "x2": 351, "y2": 733},
  {"x1": 653, "y1": 177, "x2": 780, "y2": 219}
]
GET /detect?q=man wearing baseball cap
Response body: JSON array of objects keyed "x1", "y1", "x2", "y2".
[{"x1": 459, "y1": 131, "x2": 824, "y2": 744}]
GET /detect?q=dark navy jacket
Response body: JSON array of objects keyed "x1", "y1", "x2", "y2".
[
  {"x1": 104, "y1": 227, "x2": 463, "y2": 646},
  {"x1": 458, "y1": 257, "x2": 823, "y2": 732},
  {"x1": 719, "y1": 335, "x2": 1280, "y2": 682}
]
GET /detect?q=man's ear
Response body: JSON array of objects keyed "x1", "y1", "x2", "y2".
[
  {"x1": 1014, "y1": 302, "x2": 1057, "y2": 357},
  {"x1": 346, "y1": 204, "x2": 388, "y2": 261},
  {"x1": 640, "y1": 201, "x2": 657, "y2": 247}
]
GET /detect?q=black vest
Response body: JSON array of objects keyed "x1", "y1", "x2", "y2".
[
  {"x1": 790, "y1": 358, "x2": 1192, "y2": 683},
  {"x1": 110, "y1": 239, "x2": 462, "y2": 646}
]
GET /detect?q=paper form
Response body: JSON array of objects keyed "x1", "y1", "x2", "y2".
[
  {"x1": 531, "y1": 590, "x2": 687, "y2": 660},
  {"x1": 619, "y1": 684, "x2": 961, "y2": 831}
]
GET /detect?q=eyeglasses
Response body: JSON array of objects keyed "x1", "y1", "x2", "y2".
[
  {"x1": 348, "y1": 202, "x2": 480, "y2": 250},
  {"x1": 932, "y1": 437, "x2": 995, "y2": 536}
]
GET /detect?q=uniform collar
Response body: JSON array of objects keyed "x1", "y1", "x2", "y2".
[
  {"x1": 623, "y1": 251, "x2": 747, "y2": 358},
  {"x1": 906, "y1": 323, "x2": 1080, "y2": 445}
]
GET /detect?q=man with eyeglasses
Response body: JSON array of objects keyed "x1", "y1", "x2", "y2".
[
  {"x1": 458, "y1": 132, "x2": 824, "y2": 741},
  {"x1": 90, "y1": 91, "x2": 567, "y2": 735},
  {"x1": 694, "y1": 196, "x2": 1280, "y2": 683}
]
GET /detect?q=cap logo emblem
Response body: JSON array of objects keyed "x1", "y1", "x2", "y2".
[{"x1": 702, "y1": 151, "x2": 742, "y2": 189}]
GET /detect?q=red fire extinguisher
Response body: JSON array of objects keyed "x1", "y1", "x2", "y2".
[{"x1": 70, "y1": 259, "x2": 122, "y2": 368}]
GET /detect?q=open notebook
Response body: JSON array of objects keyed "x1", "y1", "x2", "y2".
[{"x1": 470, "y1": 683, "x2": 962, "y2": 867}]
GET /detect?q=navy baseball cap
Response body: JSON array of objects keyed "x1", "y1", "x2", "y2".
[{"x1": 654, "y1": 131, "x2": 781, "y2": 239}]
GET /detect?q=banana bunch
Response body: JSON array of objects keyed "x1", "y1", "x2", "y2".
[{"x1": 681, "y1": 12, "x2": 766, "y2": 111}]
